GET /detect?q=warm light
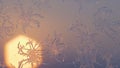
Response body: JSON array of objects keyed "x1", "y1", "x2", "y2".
[{"x1": 4, "y1": 35, "x2": 42, "y2": 68}]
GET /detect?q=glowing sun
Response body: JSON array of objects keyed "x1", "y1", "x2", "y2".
[{"x1": 4, "y1": 35, "x2": 42, "y2": 68}]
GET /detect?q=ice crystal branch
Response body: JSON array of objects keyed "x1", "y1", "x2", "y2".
[{"x1": 18, "y1": 40, "x2": 42, "y2": 68}]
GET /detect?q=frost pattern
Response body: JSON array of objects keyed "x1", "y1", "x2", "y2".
[{"x1": 18, "y1": 40, "x2": 42, "y2": 68}]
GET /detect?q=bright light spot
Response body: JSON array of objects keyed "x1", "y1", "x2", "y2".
[{"x1": 4, "y1": 35, "x2": 42, "y2": 68}]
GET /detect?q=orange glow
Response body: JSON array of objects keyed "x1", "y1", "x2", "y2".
[{"x1": 4, "y1": 35, "x2": 42, "y2": 68}]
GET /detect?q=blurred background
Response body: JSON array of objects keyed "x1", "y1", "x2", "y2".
[{"x1": 0, "y1": 0, "x2": 120, "y2": 68}]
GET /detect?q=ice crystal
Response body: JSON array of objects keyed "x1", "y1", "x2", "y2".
[{"x1": 18, "y1": 40, "x2": 42, "y2": 68}]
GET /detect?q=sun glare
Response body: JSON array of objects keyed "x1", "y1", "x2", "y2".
[{"x1": 4, "y1": 35, "x2": 42, "y2": 68}]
